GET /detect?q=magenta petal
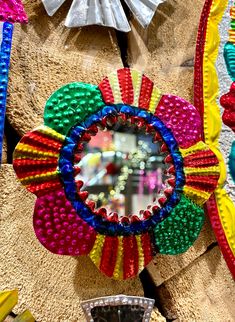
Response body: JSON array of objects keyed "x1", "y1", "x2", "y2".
[
  {"x1": 155, "y1": 95, "x2": 202, "y2": 148},
  {"x1": 0, "y1": 0, "x2": 28, "y2": 24},
  {"x1": 33, "y1": 189, "x2": 97, "y2": 256}
]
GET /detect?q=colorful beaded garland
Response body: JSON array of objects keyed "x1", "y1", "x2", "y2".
[
  {"x1": 194, "y1": 0, "x2": 235, "y2": 278},
  {"x1": 0, "y1": 0, "x2": 27, "y2": 164},
  {"x1": 13, "y1": 68, "x2": 221, "y2": 279}
]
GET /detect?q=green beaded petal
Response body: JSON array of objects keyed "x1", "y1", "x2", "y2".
[
  {"x1": 154, "y1": 196, "x2": 205, "y2": 255},
  {"x1": 44, "y1": 82, "x2": 105, "y2": 135}
]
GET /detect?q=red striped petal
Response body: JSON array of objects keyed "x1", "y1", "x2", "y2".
[
  {"x1": 100, "y1": 236, "x2": 119, "y2": 277},
  {"x1": 139, "y1": 75, "x2": 153, "y2": 109},
  {"x1": 117, "y1": 68, "x2": 134, "y2": 105},
  {"x1": 99, "y1": 76, "x2": 115, "y2": 104},
  {"x1": 141, "y1": 233, "x2": 154, "y2": 266},
  {"x1": 123, "y1": 236, "x2": 139, "y2": 279}
]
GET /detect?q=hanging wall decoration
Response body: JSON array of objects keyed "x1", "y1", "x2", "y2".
[
  {"x1": 42, "y1": 0, "x2": 165, "y2": 32},
  {"x1": 81, "y1": 295, "x2": 154, "y2": 322},
  {"x1": 194, "y1": 0, "x2": 235, "y2": 277},
  {"x1": 13, "y1": 67, "x2": 227, "y2": 280},
  {"x1": 0, "y1": 0, "x2": 28, "y2": 164}
]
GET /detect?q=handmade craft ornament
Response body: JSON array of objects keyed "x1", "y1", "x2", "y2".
[
  {"x1": 194, "y1": 0, "x2": 235, "y2": 277},
  {"x1": 81, "y1": 295, "x2": 154, "y2": 322},
  {"x1": 42, "y1": 0, "x2": 164, "y2": 32},
  {"x1": 0, "y1": 0, "x2": 28, "y2": 164},
  {"x1": 13, "y1": 68, "x2": 224, "y2": 279}
]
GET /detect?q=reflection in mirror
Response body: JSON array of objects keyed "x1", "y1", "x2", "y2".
[
  {"x1": 75, "y1": 120, "x2": 171, "y2": 218},
  {"x1": 91, "y1": 305, "x2": 145, "y2": 322}
]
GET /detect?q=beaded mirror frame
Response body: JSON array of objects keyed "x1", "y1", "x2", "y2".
[
  {"x1": 13, "y1": 67, "x2": 223, "y2": 279},
  {"x1": 11, "y1": 0, "x2": 235, "y2": 280},
  {"x1": 81, "y1": 295, "x2": 154, "y2": 322}
]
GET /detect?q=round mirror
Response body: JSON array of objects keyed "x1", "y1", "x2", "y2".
[{"x1": 75, "y1": 120, "x2": 171, "y2": 219}]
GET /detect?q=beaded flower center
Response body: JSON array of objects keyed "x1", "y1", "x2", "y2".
[{"x1": 59, "y1": 105, "x2": 185, "y2": 236}]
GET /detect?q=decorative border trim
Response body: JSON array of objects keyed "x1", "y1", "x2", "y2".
[
  {"x1": 194, "y1": 0, "x2": 235, "y2": 277},
  {"x1": 81, "y1": 295, "x2": 155, "y2": 322},
  {"x1": 0, "y1": 22, "x2": 13, "y2": 164},
  {"x1": 59, "y1": 105, "x2": 184, "y2": 236}
]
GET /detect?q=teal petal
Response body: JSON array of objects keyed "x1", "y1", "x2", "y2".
[
  {"x1": 229, "y1": 141, "x2": 235, "y2": 183},
  {"x1": 224, "y1": 42, "x2": 235, "y2": 82}
]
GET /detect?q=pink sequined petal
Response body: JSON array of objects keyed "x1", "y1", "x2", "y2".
[
  {"x1": 0, "y1": 0, "x2": 28, "y2": 24},
  {"x1": 155, "y1": 95, "x2": 202, "y2": 148},
  {"x1": 34, "y1": 189, "x2": 96, "y2": 256}
]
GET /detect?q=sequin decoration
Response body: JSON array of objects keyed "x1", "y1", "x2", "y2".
[
  {"x1": 194, "y1": 0, "x2": 235, "y2": 278},
  {"x1": 13, "y1": 68, "x2": 221, "y2": 279}
]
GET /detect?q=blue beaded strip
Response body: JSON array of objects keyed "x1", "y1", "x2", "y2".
[
  {"x1": 59, "y1": 105, "x2": 185, "y2": 236},
  {"x1": 0, "y1": 22, "x2": 13, "y2": 164}
]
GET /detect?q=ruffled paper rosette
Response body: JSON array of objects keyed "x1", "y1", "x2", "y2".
[{"x1": 13, "y1": 68, "x2": 220, "y2": 279}]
